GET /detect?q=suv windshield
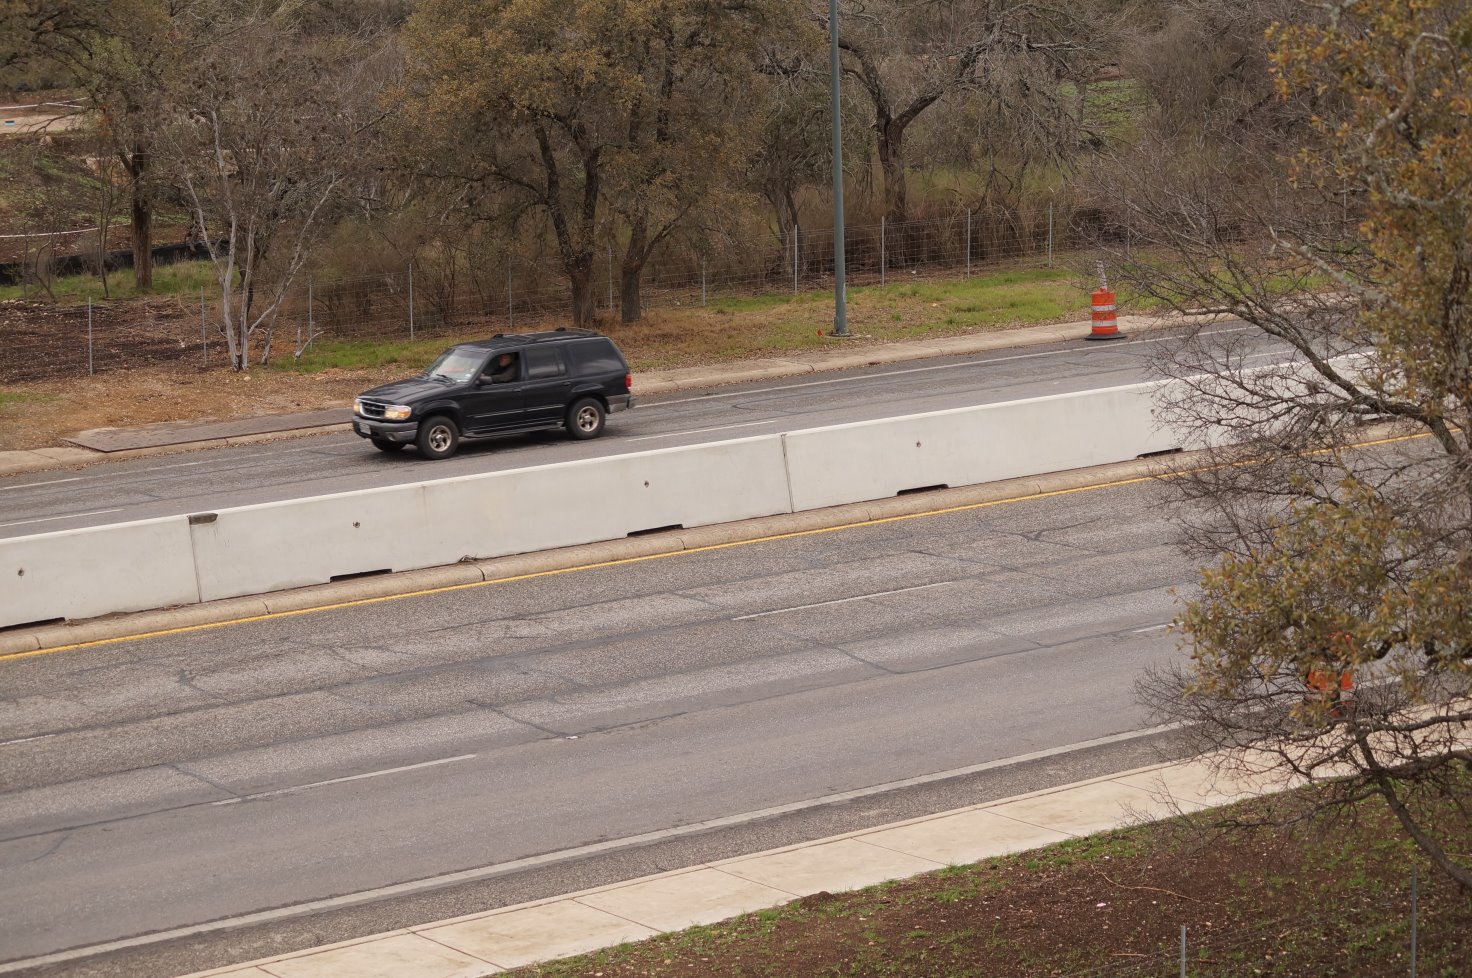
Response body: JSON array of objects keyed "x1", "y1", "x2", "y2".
[{"x1": 423, "y1": 348, "x2": 483, "y2": 383}]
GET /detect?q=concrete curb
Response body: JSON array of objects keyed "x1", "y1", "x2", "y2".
[
  {"x1": 0, "y1": 454, "x2": 1184, "y2": 657},
  {"x1": 630, "y1": 314, "x2": 1174, "y2": 396},
  {"x1": 0, "y1": 425, "x2": 355, "y2": 477}
]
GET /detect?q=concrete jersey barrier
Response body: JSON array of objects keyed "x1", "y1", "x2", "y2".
[
  {"x1": 186, "y1": 435, "x2": 794, "y2": 603},
  {"x1": 782, "y1": 382, "x2": 1177, "y2": 511},
  {"x1": 0, "y1": 516, "x2": 200, "y2": 628}
]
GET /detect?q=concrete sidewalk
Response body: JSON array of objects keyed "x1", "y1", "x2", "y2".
[
  {"x1": 0, "y1": 314, "x2": 1171, "y2": 478},
  {"x1": 179, "y1": 752, "x2": 1294, "y2": 978}
]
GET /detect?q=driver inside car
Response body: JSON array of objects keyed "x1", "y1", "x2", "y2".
[{"x1": 486, "y1": 352, "x2": 519, "y2": 384}]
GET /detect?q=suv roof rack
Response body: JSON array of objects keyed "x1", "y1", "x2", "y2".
[{"x1": 459, "y1": 328, "x2": 601, "y2": 351}]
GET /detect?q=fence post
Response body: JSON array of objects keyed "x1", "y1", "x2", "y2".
[
  {"x1": 87, "y1": 298, "x2": 93, "y2": 376},
  {"x1": 507, "y1": 259, "x2": 514, "y2": 328},
  {"x1": 1410, "y1": 864, "x2": 1418, "y2": 978},
  {"x1": 1047, "y1": 202, "x2": 1054, "y2": 267},
  {"x1": 200, "y1": 288, "x2": 207, "y2": 366},
  {"x1": 701, "y1": 259, "x2": 707, "y2": 307},
  {"x1": 792, "y1": 227, "x2": 799, "y2": 294},
  {"x1": 407, "y1": 264, "x2": 415, "y2": 340},
  {"x1": 880, "y1": 216, "x2": 886, "y2": 286},
  {"x1": 1180, "y1": 925, "x2": 1187, "y2": 978},
  {"x1": 965, "y1": 209, "x2": 972, "y2": 278}
]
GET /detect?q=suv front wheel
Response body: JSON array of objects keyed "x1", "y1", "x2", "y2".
[
  {"x1": 416, "y1": 415, "x2": 460, "y2": 460},
  {"x1": 566, "y1": 398, "x2": 606, "y2": 440}
]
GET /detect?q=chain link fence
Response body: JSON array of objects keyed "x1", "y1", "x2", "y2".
[
  {"x1": 0, "y1": 206, "x2": 1100, "y2": 382},
  {"x1": 1055, "y1": 866, "x2": 1461, "y2": 978}
]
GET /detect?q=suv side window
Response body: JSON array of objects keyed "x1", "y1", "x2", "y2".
[
  {"x1": 524, "y1": 346, "x2": 567, "y2": 379},
  {"x1": 483, "y1": 350, "x2": 521, "y2": 384},
  {"x1": 566, "y1": 338, "x2": 625, "y2": 374}
]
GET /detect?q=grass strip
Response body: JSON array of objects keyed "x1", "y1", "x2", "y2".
[{"x1": 503, "y1": 785, "x2": 1471, "y2": 978}]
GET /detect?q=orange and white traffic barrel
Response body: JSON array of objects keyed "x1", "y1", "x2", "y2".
[
  {"x1": 1305, "y1": 666, "x2": 1355, "y2": 718},
  {"x1": 1086, "y1": 287, "x2": 1126, "y2": 341}
]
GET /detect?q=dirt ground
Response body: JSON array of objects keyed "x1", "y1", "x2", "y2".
[
  {"x1": 507, "y1": 794, "x2": 1471, "y2": 978},
  {"x1": 0, "y1": 364, "x2": 395, "y2": 451},
  {"x1": 0, "y1": 295, "x2": 425, "y2": 450}
]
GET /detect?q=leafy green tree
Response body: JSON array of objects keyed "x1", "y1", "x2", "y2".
[
  {"x1": 1124, "y1": 0, "x2": 1472, "y2": 891},
  {"x1": 0, "y1": 0, "x2": 100, "y2": 72},
  {"x1": 402, "y1": 0, "x2": 788, "y2": 325},
  {"x1": 80, "y1": 0, "x2": 190, "y2": 290},
  {"x1": 1, "y1": 0, "x2": 201, "y2": 290}
]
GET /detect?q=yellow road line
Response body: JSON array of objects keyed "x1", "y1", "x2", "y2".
[{"x1": 0, "y1": 428, "x2": 1433, "y2": 663}]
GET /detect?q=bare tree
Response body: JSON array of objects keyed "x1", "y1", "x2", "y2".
[
  {"x1": 166, "y1": 9, "x2": 388, "y2": 369},
  {"x1": 86, "y1": 125, "x2": 122, "y2": 297},
  {"x1": 824, "y1": 0, "x2": 1101, "y2": 231},
  {"x1": 1110, "y1": 0, "x2": 1472, "y2": 890},
  {"x1": 746, "y1": 28, "x2": 859, "y2": 243}
]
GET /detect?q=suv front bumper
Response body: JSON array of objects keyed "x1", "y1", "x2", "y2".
[{"x1": 352, "y1": 417, "x2": 418, "y2": 442}]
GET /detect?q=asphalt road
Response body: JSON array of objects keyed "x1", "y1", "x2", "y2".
[
  {"x1": 0, "y1": 472, "x2": 1198, "y2": 977},
  {"x1": 0, "y1": 322, "x2": 1279, "y2": 539}
]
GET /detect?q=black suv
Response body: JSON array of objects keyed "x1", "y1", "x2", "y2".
[{"x1": 351, "y1": 329, "x2": 634, "y2": 459}]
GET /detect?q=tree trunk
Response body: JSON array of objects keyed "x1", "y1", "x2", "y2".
[
  {"x1": 128, "y1": 149, "x2": 153, "y2": 290},
  {"x1": 619, "y1": 217, "x2": 650, "y2": 324},
  {"x1": 763, "y1": 181, "x2": 801, "y2": 240},
  {"x1": 878, "y1": 119, "x2": 915, "y2": 266},
  {"x1": 620, "y1": 265, "x2": 642, "y2": 323},
  {"x1": 877, "y1": 119, "x2": 908, "y2": 228},
  {"x1": 567, "y1": 252, "x2": 595, "y2": 327}
]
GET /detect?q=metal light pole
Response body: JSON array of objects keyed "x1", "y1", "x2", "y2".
[{"x1": 828, "y1": 0, "x2": 848, "y2": 336}]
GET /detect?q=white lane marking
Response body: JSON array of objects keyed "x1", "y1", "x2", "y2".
[
  {"x1": 647, "y1": 326, "x2": 1257, "y2": 407},
  {"x1": 0, "y1": 733, "x2": 56, "y2": 747},
  {"x1": 0, "y1": 445, "x2": 327, "y2": 495},
  {"x1": 0, "y1": 722, "x2": 1183, "y2": 975},
  {"x1": 734, "y1": 581, "x2": 956, "y2": 621},
  {"x1": 628, "y1": 419, "x2": 783, "y2": 442},
  {"x1": 209, "y1": 754, "x2": 476, "y2": 806},
  {"x1": 0, "y1": 508, "x2": 122, "y2": 528},
  {"x1": 244, "y1": 445, "x2": 330, "y2": 456},
  {"x1": 1131, "y1": 623, "x2": 1171, "y2": 634},
  {"x1": 0, "y1": 478, "x2": 81, "y2": 492}
]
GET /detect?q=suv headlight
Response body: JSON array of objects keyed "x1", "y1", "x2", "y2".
[
  {"x1": 383, "y1": 404, "x2": 412, "y2": 420},
  {"x1": 353, "y1": 398, "x2": 365, "y2": 415}
]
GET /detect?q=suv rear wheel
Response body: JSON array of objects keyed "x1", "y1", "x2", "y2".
[
  {"x1": 566, "y1": 397, "x2": 606, "y2": 440},
  {"x1": 416, "y1": 415, "x2": 460, "y2": 460}
]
